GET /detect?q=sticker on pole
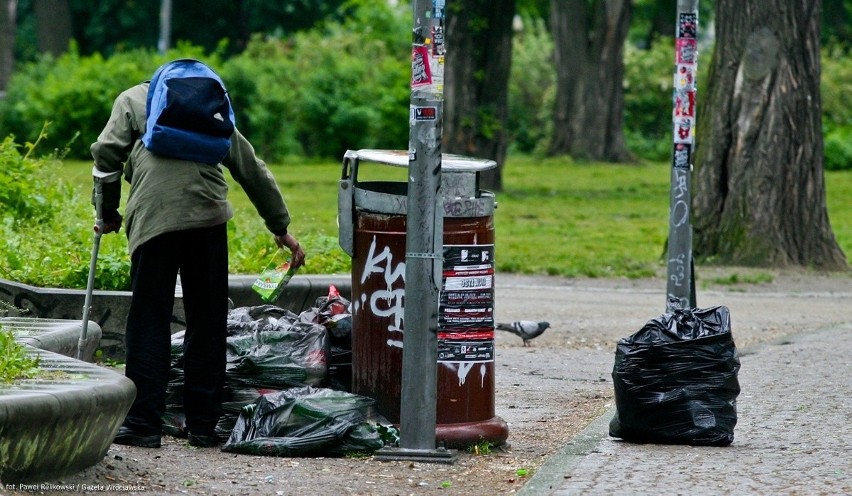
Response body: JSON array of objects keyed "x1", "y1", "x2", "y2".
[{"x1": 411, "y1": 45, "x2": 432, "y2": 88}]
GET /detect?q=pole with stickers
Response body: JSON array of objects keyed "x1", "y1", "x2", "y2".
[
  {"x1": 375, "y1": 0, "x2": 456, "y2": 463},
  {"x1": 666, "y1": 0, "x2": 699, "y2": 312}
]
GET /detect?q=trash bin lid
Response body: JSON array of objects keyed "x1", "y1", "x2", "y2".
[{"x1": 349, "y1": 149, "x2": 497, "y2": 172}]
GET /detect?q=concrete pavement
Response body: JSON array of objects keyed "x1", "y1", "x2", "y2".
[{"x1": 519, "y1": 324, "x2": 852, "y2": 495}]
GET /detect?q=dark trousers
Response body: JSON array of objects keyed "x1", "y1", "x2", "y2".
[{"x1": 123, "y1": 224, "x2": 228, "y2": 437}]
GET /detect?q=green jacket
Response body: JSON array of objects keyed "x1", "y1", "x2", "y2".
[{"x1": 91, "y1": 83, "x2": 290, "y2": 255}]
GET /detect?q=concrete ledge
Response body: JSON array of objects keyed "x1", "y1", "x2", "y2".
[
  {"x1": 0, "y1": 346, "x2": 135, "y2": 484},
  {"x1": 0, "y1": 275, "x2": 351, "y2": 359},
  {"x1": 227, "y1": 274, "x2": 352, "y2": 310},
  {"x1": 2, "y1": 317, "x2": 101, "y2": 362}
]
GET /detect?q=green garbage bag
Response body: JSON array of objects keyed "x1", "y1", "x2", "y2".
[{"x1": 222, "y1": 386, "x2": 384, "y2": 456}]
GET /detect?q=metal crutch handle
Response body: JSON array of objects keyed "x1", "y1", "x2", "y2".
[{"x1": 77, "y1": 166, "x2": 122, "y2": 360}]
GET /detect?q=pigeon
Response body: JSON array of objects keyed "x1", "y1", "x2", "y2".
[{"x1": 496, "y1": 321, "x2": 550, "y2": 347}]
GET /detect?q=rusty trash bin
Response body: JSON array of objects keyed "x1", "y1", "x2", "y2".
[{"x1": 338, "y1": 149, "x2": 508, "y2": 447}]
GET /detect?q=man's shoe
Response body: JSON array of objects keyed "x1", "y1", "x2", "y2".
[
  {"x1": 188, "y1": 432, "x2": 218, "y2": 448},
  {"x1": 113, "y1": 426, "x2": 161, "y2": 448}
]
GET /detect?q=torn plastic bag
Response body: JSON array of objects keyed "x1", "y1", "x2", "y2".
[
  {"x1": 162, "y1": 306, "x2": 329, "y2": 438},
  {"x1": 609, "y1": 304, "x2": 741, "y2": 446},
  {"x1": 225, "y1": 305, "x2": 328, "y2": 389},
  {"x1": 300, "y1": 286, "x2": 353, "y2": 391},
  {"x1": 222, "y1": 386, "x2": 384, "y2": 456}
]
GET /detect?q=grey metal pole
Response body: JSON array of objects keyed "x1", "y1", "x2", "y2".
[
  {"x1": 399, "y1": 0, "x2": 445, "y2": 451},
  {"x1": 666, "y1": 0, "x2": 699, "y2": 312}
]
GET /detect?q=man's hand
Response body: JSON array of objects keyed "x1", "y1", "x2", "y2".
[
  {"x1": 274, "y1": 233, "x2": 306, "y2": 270},
  {"x1": 101, "y1": 210, "x2": 123, "y2": 234}
]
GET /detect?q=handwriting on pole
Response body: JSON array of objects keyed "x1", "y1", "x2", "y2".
[
  {"x1": 671, "y1": 168, "x2": 689, "y2": 227},
  {"x1": 669, "y1": 253, "x2": 686, "y2": 288}
]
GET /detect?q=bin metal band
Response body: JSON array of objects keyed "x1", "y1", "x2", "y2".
[
  {"x1": 406, "y1": 252, "x2": 444, "y2": 259},
  {"x1": 354, "y1": 186, "x2": 495, "y2": 218}
]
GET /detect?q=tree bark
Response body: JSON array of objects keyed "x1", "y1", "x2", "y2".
[
  {"x1": 694, "y1": 0, "x2": 847, "y2": 269},
  {"x1": 0, "y1": 0, "x2": 15, "y2": 94},
  {"x1": 157, "y1": 0, "x2": 172, "y2": 54},
  {"x1": 33, "y1": 0, "x2": 72, "y2": 56},
  {"x1": 548, "y1": 0, "x2": 632, "y2": 162},
  {"x1": 444, "y1": 0, "x2": 515, "y2": 191}
]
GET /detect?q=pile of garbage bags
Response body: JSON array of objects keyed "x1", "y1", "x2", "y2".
[
  {"x1": 163, "y1": 286, "x2": 386, "y2": 456},
  {"x1": 609, "y1": 303, "x2": 741, "y2": 446}
]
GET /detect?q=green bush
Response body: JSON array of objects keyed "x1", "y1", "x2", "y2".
[
  {"x1": 0, "y1": 135, "x2": 127, "y2": 289},
  {"x1": 508, "y1": 15, "x2": 556, "y2": 154},
  {"x1": 221, "y1": 1, "x2": 411, "y2": 159},
  {"x1": 0, "y1": 2, "x2": 410, "y2": 163},
  {"x1": 1, "y1": 9, "x2": 847, "y2": 166},
  {"x1": 0, "y1": 43, "x2": 216, "y2": 160},
  {"x1": 622, "y1": 40, "x2": 674, "y2": 161},
  {"x1": 0, "y1": 132, "x2": 57, "y2": 223},
  {"x1": 824, "y1": 126, "x2": 852, "y2": 171},
  {"x1": 821, "y1": 45, "x2": 852, "y2": 171}
]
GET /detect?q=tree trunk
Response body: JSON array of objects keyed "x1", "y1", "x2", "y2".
[
  {"x1": 0, "y1": 0, "x2": 15, "y2": 94},
  {"x1": 694, "y1": 0, "x2": 847, "y2": 269},
  {"x1": 33, "y1": 0, "x2": 72, "y2": 56},
  {"x1": 548, "y1": 0, "x2": 632, "y2": 162},
  {"x1": 444, "y1": 0, "x2": 515, "y2": 191},
  {"x1": 157, "y1": 0, "x2": 172, "y2": 54}
]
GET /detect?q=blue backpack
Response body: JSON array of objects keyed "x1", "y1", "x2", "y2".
[{"x1": 142, "y1": 59, "x2": 236, "y2": 165}]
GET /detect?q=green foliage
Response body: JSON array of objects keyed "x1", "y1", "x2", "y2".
[
  {"x1": 821, "y1": 0, "x2": 852, "y2": 48},
  {"x1": 467, "y1": 439, "x2": 494, "y2": 456},
  {"x1": 821, "y1": 45, "x2": 852, "y2": 170},
  {"x1": 221, "y1": 1, "x2": 411, "y2": 159},
  {"x1": 622, "y1": 40, "x2": 675, "y2": 161},
  {"x1": 0, "y1": 131, "x2": 59, "y2": 223},
  {"x1": 0, "y1": 327, "x2": 41, "y2": 384},
  {"x1": 3, "y1": 6, "x2": 849, "y2": 166},
  {"x1": 508, "y1": 15, "x2": 555, "y2": 154},
  {"x1": 0, "y1": 137, "x2": 132, "y2": 289},
  {"x1": 824, "y1": 126, "x2": 852, "y2": 171},
  {"x1": 0, "y1": 43, "x2": 217, "y2": 159},
  {"x1": 13, "y1": 0, "x2": 350, "y2": 62},
  {"x1": 1, "y1": 2, "x2": 410, "y2": 163}
]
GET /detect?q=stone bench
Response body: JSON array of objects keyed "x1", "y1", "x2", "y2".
[
  {"x1": 0, "y1": 345, "x2": 135, "y2": 483},
  {"x1": 2, "y1": 317, "x2": 101, "y2": 362}
]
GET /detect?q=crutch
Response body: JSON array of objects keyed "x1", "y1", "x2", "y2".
[{"x1": 77, "y1": 166, "x2": 122, "y2": 361}]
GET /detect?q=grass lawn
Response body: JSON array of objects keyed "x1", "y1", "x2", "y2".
[{"x1": 62, "y1": 156, "x2": 851, "y2": 279}]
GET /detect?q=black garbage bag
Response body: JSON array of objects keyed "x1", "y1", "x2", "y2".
[
  {"x1": 225, "y1": 305, "x2": 328, "y2": 389},
  {"x1": 162, "y1": 306, "x2": 329, "y2": 439},
  {"x1": 299, "y1": 286, "x2": 353, "y2": 392},
  {"x1": 222, "y1": 386, "x2": 384, "y2": 456},
  {"x1": 609, "y1": 304, "x2": 741, "y2": 446},
  {"x1": 162, "y1": 330, "x2": 188, "y2": 437}
]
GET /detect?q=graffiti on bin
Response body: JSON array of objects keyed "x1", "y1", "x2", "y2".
[
  {"x1": 359, "y1": 235, "x2": 406, "y2": 348},
  {"x1": 441, "y1": 361, "x2": 488, "y2": 387}
]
